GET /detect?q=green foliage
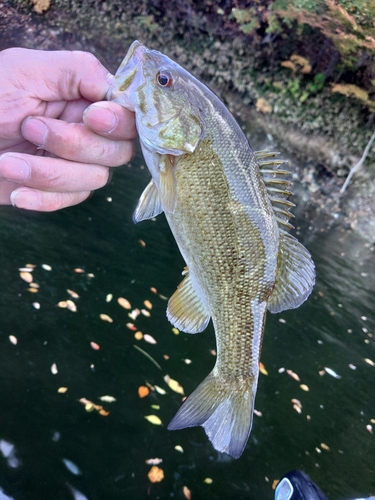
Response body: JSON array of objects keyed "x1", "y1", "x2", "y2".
[{"x1": 230, "y1": 7, "x2": 260, "y2": 35}]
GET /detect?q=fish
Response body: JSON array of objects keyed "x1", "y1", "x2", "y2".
[{"x1": 106, "y1": 40, "x2": 315, "y2": 459}]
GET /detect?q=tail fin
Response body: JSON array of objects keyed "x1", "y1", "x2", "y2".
[{"x1": 168, "y1": 371, "x2": 256, "y2": 459}]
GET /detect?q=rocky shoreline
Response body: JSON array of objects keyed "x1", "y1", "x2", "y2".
[{"x1": 2, "y1": 0, "x2": 375, "y2": 241}]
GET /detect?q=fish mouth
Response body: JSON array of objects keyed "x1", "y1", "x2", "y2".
[{"x1": 106, "y1": 40, "x2": 147, "y2": 105}]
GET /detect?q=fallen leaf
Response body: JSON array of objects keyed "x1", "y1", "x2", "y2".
[
  {"x1": 57, "y1": 301, "x2": 67, "y2": 308},
  {"x1": 183, "y1": 485, "x2": 191, "y2": 500},
  {"x1": 18, "y1": 267, "x2": 34, "y2": 272},
  {"x1": 90, "y1": 341, "x2": 100, "y2": 350},
  {"x1": 150, "y1": 287, "x2": 158, "y2": 294},
  {"x1": 148, "y1": 466, "x2": 164, "y2": 483},
  {"x1": 128, "y1": 309, "x2": 140, "y2": 320},
  {"x1": 144, "y1": 415, "x2": 162, "y2": 425},
  {"x1": 364, "y1": 358, "x2": 375, "y2": 367},
  {"x1": 117, "y1": 297, "x2": 131, "y2": 309},
  {"x1": 106, "y1": 294, "x2": 113, "y2": 302},
  {"x1": 41, "y1": 264, "x2": 52, "y2": 271},
  {"x1": 255, "y1": 97, "x2": 272, "y2": 114},
  {"x1": 141, "y1": 309, "x2": 151, "y2": 317},
  {"x1": 74, "y1": 268, "x2": 85, "y2": 273},
  {"x1": 51, "y1": 363, "x2": 58, "y2": 375},
  {"x1": 259, "y1": 362, "x2": 268, "y2": 375},
  {"x1": 29, "y1": 283, "x2": 39, "y2": 289},
  {"x1": 9, "y1": 335, "x2": 17, "y2": 345},
  {"x1": 300, "y1": 384, "x2": 309, "y2": 391},
  {"x1": 134, "y1": 331, "x2": 143, "y2": 340},
  {"x1": 100, "y1": 314, "x2": 113, "y2": 323},
  {"x1": 172, "y1": 327, "x2": 179, "y2": 335},
  {"x1": 126, "y1": 322, "x2": 137, "y2": 331},
  {"x1": 254, "y1": 409, "x2": 263, "y2": 417},
  {"x1": 174, "y1": 445, "x2": 184, "y2": 453},
  {"x1": 324, "y1": 367, "x2": 342, "y2": 379},
  {"x1": 144, "y1": 300, "x2": 153, "y2": 310},
  {"x1": 154, "y1": 385, "x2": 167, "y2": 395},
  {"x1": 320, "y1": 443, "x2": 330, "y2": 451},
  {"x1": 27, "y1": 287, "x2": 38, "y2": 293},
  {"x1": 20, "y1": 271, "x2": 33, "y2": 283},
  {"x1": 145, "y1": 458, "x2": 163, "y2": 465},
  {"x1": 286, "y1": 369, "x2": 301, "y2": 382},
  {"x1": 272, "y1": 479, "x2": 280, "y2": 490},
  {"x1": 66, "y1": 300, "x2": 77, "y2": 312},
  {"x1": 58, "y1": 387, "x2": 68, "y2": 393},
  {"x1": 184, "y1": 359, "x2": 192, "y2": 364},
  {"x1": 99, "y1": 395, "x2": 116, "y2": 403},
  {"x1": 164, "y1": 375, "x2": 184, "y2": 395},
  {"x1": 98, "y1": 409, "x2": 110, "y2": 416},
  {"x1": 366, "y1": 424, "x2": 373, "y2": 434},
  {"x1": 138, "y1": 239, "x2": 146, "y2": 247},
  {"x1": 138, "y1": 386, "x2": 150, "y2": 398},
  {"x1": 32, "y1": 302, "x2": 40, "y2": 310},
  {"x1": 144, "y1": 334, "x2": 157, "y2": 344},
  {"x1": 203, "y1": 478, "x2": 213, "y2": 484}
]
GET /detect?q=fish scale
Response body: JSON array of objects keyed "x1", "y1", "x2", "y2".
[{"x1": 107, "y1": 40, "x2": 315, "y2": 458}]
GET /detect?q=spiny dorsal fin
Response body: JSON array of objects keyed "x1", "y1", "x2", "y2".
[
  {"x1": 268, "y1": 230, "x2": 315, "y2": 313},
  {"x1": 133, "y1": 178, "x2": 163, "y2": 223},
  {"x1": 255, "y1": 150, "x2": 295, "y2": 230},
  {"x1": 167, "y1": 270, "x2": 210, "y2": 334}
]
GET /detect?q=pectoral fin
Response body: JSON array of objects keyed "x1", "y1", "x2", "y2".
[
  {"x1": 133, "y1": 179, "x2": 163, "y2": 223},
  {"x1": 167, "y1": 271, "x2": 210, "y2": 333},
  {"x1": 159, "y1": 154, "x2": 177, "y2": 213},
  {"x1": 268, "y1": 231, "x2": 315, "y2": 313}
]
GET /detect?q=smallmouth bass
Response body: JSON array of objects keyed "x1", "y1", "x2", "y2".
[{"x1": 107, "y1": 41, "x2": 315, "y2": 459}]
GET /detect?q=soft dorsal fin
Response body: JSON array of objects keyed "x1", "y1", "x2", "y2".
[
  {"x1": 133, "y1": 179, "x2": 163, "y2": 223},
  {"x1": 255, "y1": 150, "x2": 295, "y2": 230},
  {"x1": 268, "y1": 230, "x2": 315, "y2": 313},
  {"x1": 167, "y1": 270, "x2": 211, "y2": 334}
]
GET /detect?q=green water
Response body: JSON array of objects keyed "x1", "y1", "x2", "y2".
[{"x1": 0, "y1": 134, "x2": 374, "y2": 500}]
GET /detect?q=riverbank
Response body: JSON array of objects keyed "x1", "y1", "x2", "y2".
[{"x1": 2, "y1": 0, "x2": 375, "y2": 241}]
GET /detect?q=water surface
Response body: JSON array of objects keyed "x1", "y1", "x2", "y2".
[{"x1": 0, "y1": 131, "x2": 374, "y2": 500}]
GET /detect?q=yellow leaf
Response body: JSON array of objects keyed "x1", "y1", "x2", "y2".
[
  {"x1": 164, "y1": 375, "x2": 184, "y2": 395},
  {"x1": 148, "y1": 466, "x2": 164, "y2": 483},
  {"x1": 300, "y1": 384, "x2": 309, "y2": 391},
  {"x1": 144, "y1": 300, "x2": 153, "y2": 310},
  {"x1": 364, "y1": 358, "x2": 375, "y2": 367},
  {"x1": 134, "y1": 331, "x2": 143, "y2": 340},
  {"x1": 100, "y1": 314, "x2": 113, "y2": 323},
  {"x1": 259, "y1": 362, "x2": 268, "y2": 375},
  {"x1": 203, "y1": 478, "x2": 213, "y2": 484},
  {"x1": 144, "y1": 415, "x2": 162, "y2": 425},
  {"x1": 58, "y1": 387, "x2": 68, "y2": 393}
]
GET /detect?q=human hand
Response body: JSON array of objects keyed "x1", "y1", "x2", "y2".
[{"x1": 0, "y1": 48, "x2": 136, "y2": 211}]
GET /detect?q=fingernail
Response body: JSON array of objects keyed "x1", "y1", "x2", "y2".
[
  {"x1": 22, "y1": 117, "x2": 48, "y2": 148},
  {"x1": 0, "y1": 154, "x2": 31, "y2": 181},
  {"x1": 10, "y1": 189, "x2": 40, "y2": 210},
  {"x1": 84, "y1": 105, "x2": 118, "y2": 133}
]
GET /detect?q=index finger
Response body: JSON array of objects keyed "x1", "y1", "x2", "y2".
[{"x1": 1, "y1": 48, "x2": 110, "y2": 102}]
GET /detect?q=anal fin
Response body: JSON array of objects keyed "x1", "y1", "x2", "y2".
[{"x1": 167, "y1": 271, "x2": 210, "y2": 334}]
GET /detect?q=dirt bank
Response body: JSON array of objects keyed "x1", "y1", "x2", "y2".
[{"x1": 1, "y1": 0, "x2": 375, "y2": 241}]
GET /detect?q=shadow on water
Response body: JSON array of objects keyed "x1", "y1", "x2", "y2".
[{"x1": 0, "y1": 130, "x2": 374, "y2": 500}]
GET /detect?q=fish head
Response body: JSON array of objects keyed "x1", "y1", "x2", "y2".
[{"x1": 107, "y1": 40, "x2": 206, "y2": 159}]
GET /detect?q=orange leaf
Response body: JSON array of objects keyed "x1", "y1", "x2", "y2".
[
  {"x1": 138, "y1": 385, "x2": 150, "y2": 398},
  {"x1": 148, "y1": 466, "x2": 164, "y2": 483},
  {"x1": 183, "y1": 486, "x2": 191, "y2": 499}
]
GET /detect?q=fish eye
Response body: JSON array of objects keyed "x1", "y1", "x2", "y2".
[{"x1": 156, "y1": 70, "x2": 173, "y2": 87}]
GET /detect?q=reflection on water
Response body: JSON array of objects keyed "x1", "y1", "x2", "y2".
[{"x1": 0, "y1": 130, "x2": 374, "y2": 500}]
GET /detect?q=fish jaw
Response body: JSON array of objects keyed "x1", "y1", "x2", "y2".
[{"x1": 106, "y1": 40, "x2": 147, "y2": 110}]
